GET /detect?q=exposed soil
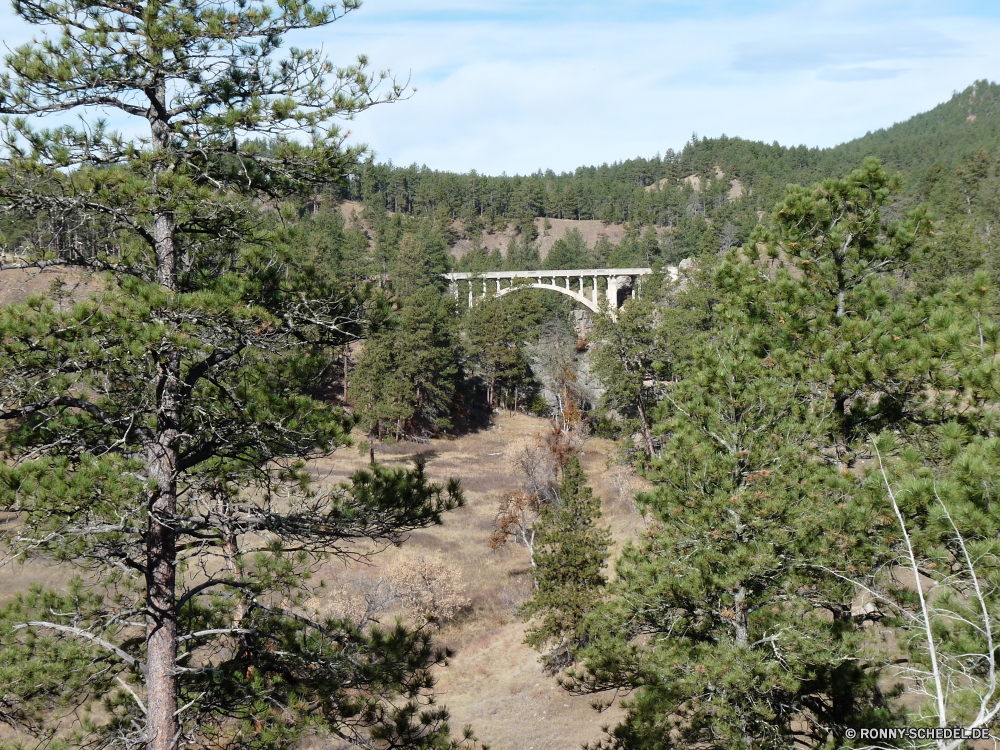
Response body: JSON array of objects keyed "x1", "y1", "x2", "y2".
[
  {"x1": 452, "y1": 218, "x2": 628, "y2": 263},
  {"x1": 0, "y1": 266, "x2": 103, "y2": 306},
  {"x1": 304, "y1": 412, "x2": 644, "y2": 748}
]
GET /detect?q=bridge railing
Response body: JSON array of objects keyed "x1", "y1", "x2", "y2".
[
  {"x1": 444, "y1": 267, "x2": 673, "y2": 316},
  {"x1": 443, "y1": 267, "x2": 656, "y2": 281}
]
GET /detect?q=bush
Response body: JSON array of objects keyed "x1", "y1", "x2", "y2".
[
  {"x1": 591, "y1": 414, "x2": 623, "y2": 440},
  {"x1": 528, "y1": 394, "x2": 550, "y2": 417},
  {"x1": 383, "y1": 554, "x2": 469, "y2": 626}
]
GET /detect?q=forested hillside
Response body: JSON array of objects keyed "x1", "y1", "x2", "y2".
[
  {"x1": 6, "y1": 46, "x2": 1000, "y2": 749},
  {"x1": 347, "y1": 80, "x2": 1000, "y2": 215},
  {"x1": 271, "y1": 80, "x2": 1000, "y2": 287}
]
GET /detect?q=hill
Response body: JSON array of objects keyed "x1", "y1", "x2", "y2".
[
  {"x1": 348, "y1": 79, "x2": 1000, "y2": 216},
  {"x1": 313, "y1": 80, "x2": 1000, "y2": 282}
]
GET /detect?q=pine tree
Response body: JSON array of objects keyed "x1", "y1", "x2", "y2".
[
  {"x1": 570, "y1": 322, "x2": 893, "y2": 749},
  {"x1": 543, "y1": 227, "x2": 589, "y2": 270},
  {"x1": 351, "y1": 234, "x2": 462, "y2": 440},
  {"x1": 339, "y1": 210, "x2": 375, "y2": 283},
  {"x1": 504, "y1": 236, "x2": 540, "y2": 271},
  {"x1": 522, "y1": 456, "x2": 610, "y2": 671},
  {"x1": 567, "y1": 163, "x2": 943, "y2": 749},
  {"x1": 590, "y1": 299, "x2": 663, "y2": 458},
  {"x1": 0, "y1": 1, "x2": 479, "y2": 748},
  {"x1": 590, "y1": 236, "x2": 613, "y2": 269},
  {"x1": 463, "y1": 290, "x2": 541, "y2": 410},
  {"x1": 750, "y1": 158, "x2": 935, "y2": 464},
  {"x1": 561, "y1": 185, "x2": 579, "y2": 220}
]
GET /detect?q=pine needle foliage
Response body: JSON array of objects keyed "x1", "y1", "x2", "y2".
[
  {"x1": 522, "y1": 455, "x2": 610, "y2": 672},
  {"x1": 0, "y1": 1, "x2": 482, "y2": 749}
]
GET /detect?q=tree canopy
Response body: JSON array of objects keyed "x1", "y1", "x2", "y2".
[{"x1": 0, "y1": 1, "x2": 481, "y2": 749}]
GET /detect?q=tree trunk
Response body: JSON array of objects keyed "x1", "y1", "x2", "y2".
[
  {"x1": 146, "y1": 407, "x2": 180, "y2": 750},
  {"x1": 343, "y1": 346, "x2": 350, "y2": 400},
  {"x1": 733, "y1": 586, "x2": 748, "y2": 648},
  {"x1": 146, "y1": 72, "x2": 181, "y2": 750},
  {"x1": 636, "y1": 393, "x2": 654, "y2": 459},
  {"x1": 835, "y1": 243, "x2": 847, "y2": 320}
]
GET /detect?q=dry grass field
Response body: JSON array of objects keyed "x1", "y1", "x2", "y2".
[
  {"x1": 0, "y1": 409, "x2": 649, "y2": 750},
  {"x1": 306, "y1": 412, "x2": 647, "y2": 749}
]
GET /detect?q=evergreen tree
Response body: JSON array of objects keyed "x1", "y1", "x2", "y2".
[
  {"x1": 522, "y1": 456, "x2": 610, "y2": 671},
  {"x1": 463, "y1": 289, "x2": 542, "y2": 409},
  {"x1": 571, "y1": 322, "x2": 893, "y2": 749},
  {"x1": 0, "y1": 1, "x2": 479, "y2": 748},
  {"x1": 391, "y1": 233, "x2": 435, "y2": 298},
  {"x1": 504, "y1": 236, "x2": 541, "y2": 271},
  {"x1": 570, "y1": 163, "x2": 944, "y2": 749},
  {"x1": 638, "y1": 226, "x2": 661, "y2": 265},
  {"x1": 544, "y1": 227, "x2": 589, "y2": 270},
  {"x1": 340, "y1": 212, "x2": 375, "y2": 283},
  {"x1": 590, "y1": 299, "x2": 663, "y2": 458},
  {"x1": 750, "y1": 158, "x2": 934, "y2": 463},
  {"x1": 351, "y1": 235, "x2": 462, "y2": 440},
  {"x1": 590, "y1": 236, "x2": 613, "y2": 268},
  {"x1": 561, "y1": 185, "x2": 579, "y2": 220}
]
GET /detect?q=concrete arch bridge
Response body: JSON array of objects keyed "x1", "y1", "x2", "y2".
[{"x1": 444, "y1": 267, "x2": 678, "y2": 314}]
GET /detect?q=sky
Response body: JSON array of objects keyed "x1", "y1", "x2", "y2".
[{"x1": 1, "y1": 0, "x2": 999, "y2": 175}]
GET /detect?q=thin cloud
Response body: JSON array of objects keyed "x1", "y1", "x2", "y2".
[
  {"x1": 819, "y1": 67, "x2": 907, "y2": 82},
  {"x1": 732, "y1": 30, "x2": 962, "y2": 75}
]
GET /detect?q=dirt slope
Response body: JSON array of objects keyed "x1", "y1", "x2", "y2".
[
  {"x1": 452, "y1": 218, "x2": 628, "y2": 263},
  {"x1": 307, "y1": 412, "x2": 642, "y2": 749}
]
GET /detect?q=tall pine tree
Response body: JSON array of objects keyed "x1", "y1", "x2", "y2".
[
  {"x1": 522, "y1": 455, "x2": 610, "y2": 671},
  {"x1": 0, "y1": 1, "x2": 479, "y2": 748}
]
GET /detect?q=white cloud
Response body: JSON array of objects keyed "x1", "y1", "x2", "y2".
[
  {"x1": 732, "y1": 30, "x2": 961, "y2": 75},
  {"x1": 818, "y1": 67, "x2": 907, "y2": 82},
  {"x1": 323, "y1": 3, "x2": 1000, "y2": 173},
  {"x1": 0, "y1": 1, "x2": 998, "y2": 174}
]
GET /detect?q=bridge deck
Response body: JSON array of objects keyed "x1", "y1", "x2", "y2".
[{"x1": 444, "y1": 267, "x2": 654, "y2": 280}]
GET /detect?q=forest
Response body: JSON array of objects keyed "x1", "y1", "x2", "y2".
[{"x1": 2, "y1": 0, "x2": 1000, "y2": 747}]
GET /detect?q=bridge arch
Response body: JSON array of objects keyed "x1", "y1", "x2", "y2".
[
  {"x1": 444, "y1": 267, "x2": 669, "y2": 318},
  {"x1": 495, "y1": 280, "x2": 600, "y2": 312}
]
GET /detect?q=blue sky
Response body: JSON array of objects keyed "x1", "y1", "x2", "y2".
[
  {"x1": 1, "y1": 0, "x2": 999, "y2": 175},
  {"x1": 312, "y1": 0, "x2": 1000, "y2": 173}
]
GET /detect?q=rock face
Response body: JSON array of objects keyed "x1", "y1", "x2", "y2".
[
  {"x1": 611, "y1": 275, "x2": 634, "y2": 288},
  {"x1": 607, "y1": 275, "x2": 635, "y2": 308},
  {"x1": 572, "y1": 309, "x2": 593, "y2": 339}
]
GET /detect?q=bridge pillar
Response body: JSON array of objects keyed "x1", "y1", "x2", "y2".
[
  {"x1": 592, "y1": 276, "x2": 598, "y2": 305},
  {"x1": 468, "y1": 284, "x2": 473, "y2": 307}
]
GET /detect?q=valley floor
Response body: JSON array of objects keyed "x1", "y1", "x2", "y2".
[
  {"x1": 310, "y1": 412, "x2": 644, "y2": 750},
  {"x1": 0, "y1": 412, "x2": 647, "y2": 750}
]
